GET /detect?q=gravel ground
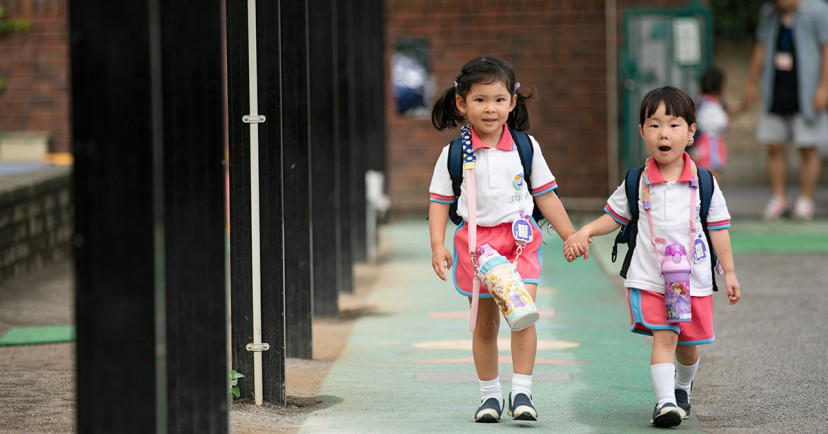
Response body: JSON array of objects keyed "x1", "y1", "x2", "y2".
[{"x1": 692, "y1": 253, "x2": 828, "y2": 432}]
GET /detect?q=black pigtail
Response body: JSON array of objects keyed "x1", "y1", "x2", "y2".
[
  {"x1": 431, "y1": 86, "x2": 464, "y2": 131},
  {"x1": 508, "y1": 89, "x2": 533, "y2": 132}
]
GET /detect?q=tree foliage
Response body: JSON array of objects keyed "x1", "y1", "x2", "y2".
[{"x1": 710, "y1": 0, "x2": 764, "y2": 39}]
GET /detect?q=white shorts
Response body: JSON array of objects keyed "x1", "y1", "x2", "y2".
[{"x1": 756, "y1": 111, "x2": 828, "y2": 148}]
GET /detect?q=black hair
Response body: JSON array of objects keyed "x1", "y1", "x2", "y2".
[
  {"x1": 431, "y1": 55, "x2": 532, "y2": 131},
  {"x1": 700, "y1": 68, "x2": 724, "y2": 95},
  {"x1": 639, "y1": 86, "x2": 696, "y2": 127}
]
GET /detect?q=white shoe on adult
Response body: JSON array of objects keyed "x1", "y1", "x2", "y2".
[
  {"x1": 763, "y1": 197, "x2": 787, "y2": 220},
  {"x1": 792, "y1": 196, "x2": 815, "y2": 220}
]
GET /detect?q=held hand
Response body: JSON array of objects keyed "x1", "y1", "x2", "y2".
[
  {"x1": 563, "y1": 232, "x2": 592, "y2": 262},
  {"x1": 740, "y1": 85, "x2": 757, "y2": 113},
  {"x1": 431, "y1": 245, "x2": 453, "y2": 281},
  {"x1": 562, "y1": 242, "x2": 583, "y2": 262},
  {"x1": 814, "y1": 86, "x2": 828, "y2": 112},
  {"x1": 725, "y1": 272, "x2": 741, "y2": 305}
]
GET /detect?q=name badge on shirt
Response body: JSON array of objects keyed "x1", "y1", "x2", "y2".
[
  {"x1": 512, "y1": 217, "x2": 533, "y2": 243},
  {"x1": 775, "y1": 52, "x2": 794, "y2": 71},
  {"x1": 693, "y1": 234, "x2": 707, "y2": 263}
]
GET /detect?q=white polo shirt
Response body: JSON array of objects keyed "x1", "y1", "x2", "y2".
[
  {"x1": 604, "y1": 154, "x2": 731, "y2": 296},
  {"x1": 429, "y1": 125, "x2": 557, "y2": 227}
]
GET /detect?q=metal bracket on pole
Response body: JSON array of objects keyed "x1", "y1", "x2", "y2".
[
  {"x1": 243, "y1": 115, "x2": 266, "y2": 124},
  {"x1": 245, "y1": 343, "x2": 270, "y2": 352}
]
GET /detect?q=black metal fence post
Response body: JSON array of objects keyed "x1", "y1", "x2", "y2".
[
  {"x1": 280, "y1": 0, "x2": 314, "y2": 360},
  {"x1": 226, "y1": 0, "x2": 287, "y2": 403},
  {"x1": 309, "y1": 0, "x2": 341, "y2": 317},
  {"x1": 336, "y1": 0, "x2": 355, "y2": 294},
  {"x1": 160, "y1": 1, "x2": 228, "y2": 431},
  {"x1": 72, "y1": 0, "x2": 228, "y2": 431}
]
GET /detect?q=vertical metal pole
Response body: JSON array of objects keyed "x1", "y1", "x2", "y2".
[
  {"x1": 245, "y1": 0, "x2": 264, "y2": 406},
  {"x1": 147, "y1": 0, "x2": 167, "y2": 430}
]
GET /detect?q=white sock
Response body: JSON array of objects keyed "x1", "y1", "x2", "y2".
[
  {"x1": 479, "y1": 377, "x2": 503, "y2": 408},
  {"x1": 651, "y1": 363, "x2": 676, "y2": 407},
  {"x1": 675, "y1": 359, "x2": 698, "y2": 394},
  {"x1": 511, "y1": 373, "x2": 533, "y2": 401}
]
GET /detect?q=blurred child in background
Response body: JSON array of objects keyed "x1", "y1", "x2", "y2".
[{"x1": 692, "y1": 68, "x2": 730, "y2": 183}]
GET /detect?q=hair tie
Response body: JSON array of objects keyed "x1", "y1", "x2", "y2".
[
  {"x1": 514, "y1": 82, "x2": 521, "y2": 91},
  {"x1": 453, "y1": 80, "x2": 458, "y2": 88}
]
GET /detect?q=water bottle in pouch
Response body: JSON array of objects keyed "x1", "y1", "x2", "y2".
[
  {"x1": 476, "y1": 243, "x2": 539, "y2": 331},
  {"x1": 662, "y1": 244, "x2": 691, "y2": 323}
]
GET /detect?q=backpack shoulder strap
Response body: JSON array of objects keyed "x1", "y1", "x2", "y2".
[
  {"x1": 447, "y1": 136, "x2": 464, "y2": 197},
  {"x1": 447, "y1": 136, "x2": 465, "y2": 225},
  {"x1": 511, "y1": 130, "x2": 533, "y2": 186},
  {"x1": 696, "y1": 167, "x2": 719, "y2": 291},
  {"x1": 626, "y1": 166, "x2": 644, "y2": 219},
  {"x1": 697, "y1": 167, "x2": 714, "y2": 218},
  {"x1": 612, "y1": 166, "x2": 644, "y2": 277}
]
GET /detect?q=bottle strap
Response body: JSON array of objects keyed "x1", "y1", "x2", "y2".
[{"x1": 458, "y1": 125, "x2": 481, "y2": 332}]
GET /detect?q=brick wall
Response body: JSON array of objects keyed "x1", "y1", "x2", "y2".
[
  {"x1": 0, "y1": 166, "x2": 72, "y2": 283},
  {"x1": 0, "y1": 0, "x2": 70, "y2": 153},
  {"x1": 385, "y1": 0, "x2": 696, "y2": 215}
]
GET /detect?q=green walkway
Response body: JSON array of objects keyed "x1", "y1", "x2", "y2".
[{"x1": 302, "y1": 219, "x2": 703, "y2": 433}]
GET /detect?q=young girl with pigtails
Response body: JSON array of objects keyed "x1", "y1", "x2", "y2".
[{"x1": 428, "y1": 56, "x2": 578, "y2": 423}]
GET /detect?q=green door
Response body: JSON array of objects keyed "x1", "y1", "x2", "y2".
[{"x1": 619, "y1": 1, "x2": 713, "y2": 171}]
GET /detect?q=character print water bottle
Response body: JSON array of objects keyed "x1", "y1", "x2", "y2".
[
  {"x1": 476, "y1": 243, "x2": 539, "y2": 331},
  {"x1": 662, "y1": 244, "x2": 691, "y2": 323}
]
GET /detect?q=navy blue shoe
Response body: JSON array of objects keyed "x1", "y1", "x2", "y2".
[
  {"x1": 474, "y1": 397, "x2": 503, "y2": 423},
  {"x1": 650, "y1": 402, "x2": 685, "y2": 428},
  {"x1": 508, "y1": 392, "x2": 537, "y2": 421},
  {"x1": 674, "y1": 388, "x2": 691, "y2": 417}
]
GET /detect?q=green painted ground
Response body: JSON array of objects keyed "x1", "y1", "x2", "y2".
[
  {"x1": 729, "y1": 220, "x2": 828, "y2": 254},
  {"x1": 0, "y1": 326, "x2": 75, "y2": 346},
  {"x1": 302, "y1": 219, "x2": 702, "y2": 433}
]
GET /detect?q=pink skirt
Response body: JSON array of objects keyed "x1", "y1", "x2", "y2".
[
  {"x1": 452, "y1": 220, "x2": 542, "y2": 298},
  {"x1": 627, "y1": 288, "x2": 715, "y2": 345}
]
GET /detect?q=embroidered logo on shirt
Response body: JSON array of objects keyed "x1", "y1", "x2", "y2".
[{"x1": 513, "y1": 173, "x2": 524, "y2": 190}]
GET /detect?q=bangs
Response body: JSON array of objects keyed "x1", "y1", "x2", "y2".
[{"x1": 639, "y1": 87, "x2": 696, "y2": 126}]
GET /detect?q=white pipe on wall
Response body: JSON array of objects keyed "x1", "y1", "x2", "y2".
[{"x1": 246, "y1": 0, "x2": 264, "y2": 407}]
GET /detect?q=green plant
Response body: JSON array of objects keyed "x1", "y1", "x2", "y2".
[
  {"x1": 230, "y1": 370, "x2": 245, "y2": 399},
  {"x1": 709, "y1": 0, "x2": 761, "y2": 39},
  {"x1": 0, "y1": 6, "x2": 30, "y2": 34},
  {"x1": 0, "y1": 5, "x2": 30, "y2": 94}
]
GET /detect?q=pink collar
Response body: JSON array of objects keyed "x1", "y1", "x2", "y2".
[
  {"x1": 699, "y1": 93, "x2": 721, "y2": 104},
  {"x1": 470, "y1": 125, "x2": 514, "y2": 151},
  {"x1": 644, "y1": 152, "x2": 695, "y2": 184}
]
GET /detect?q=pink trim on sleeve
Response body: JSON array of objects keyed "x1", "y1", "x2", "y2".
[
  {"x1": 604, "y1": 204, "x2": 630, "y2": 225},
  {"x1": 430, "y1": 193, "x2": 456, "y2": 204},
  {"x1": 530, "y1": 180, "x2": 557, "y2": 196}
]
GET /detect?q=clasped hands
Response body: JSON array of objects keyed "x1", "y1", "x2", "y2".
[{"x1": 563, "y1": 230, "x2": 592, "y2": 263}]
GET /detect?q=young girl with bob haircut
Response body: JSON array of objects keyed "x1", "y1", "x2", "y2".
[{"x1": 565, "y1": 86, "x2": 741, "y2": 428}]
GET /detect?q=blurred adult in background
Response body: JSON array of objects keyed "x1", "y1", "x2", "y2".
[{"x1": 741, "y1": 0, "x2": 828, "y2": 220}]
